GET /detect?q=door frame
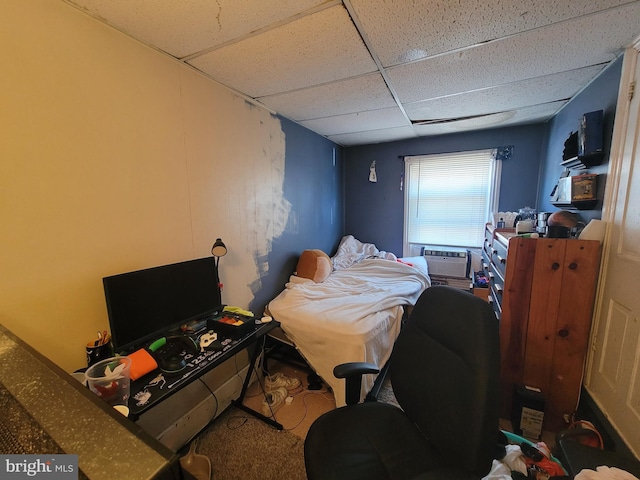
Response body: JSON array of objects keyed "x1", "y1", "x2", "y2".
[{"x1": 584, "y1": 35, "x2": 640, "y2": 452}]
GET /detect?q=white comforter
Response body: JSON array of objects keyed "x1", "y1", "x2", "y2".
[
  {"x1": 267, "y1": 258, "x2": 430, "y2": 406},
  {"x1": 331, "y1": 234, "x2": 398, "y2": 270}
]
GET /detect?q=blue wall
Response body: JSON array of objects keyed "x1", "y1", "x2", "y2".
[
  {"x1": 538, "y1": 57, "x2": 623, "y2": 223},
  {"x1": 250, "y1": 117, "x2": 344, "y2": 313},
  {"x1": 253, "y1": 57, "x2": 623, "y2": 311},
  {"x1": 343, "y1": 124, "x2": 547, "y2": 255}
]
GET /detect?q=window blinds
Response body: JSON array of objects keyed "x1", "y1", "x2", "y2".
[{"x1": 404, "y1": 149, "x2": 498, "y2": 248}]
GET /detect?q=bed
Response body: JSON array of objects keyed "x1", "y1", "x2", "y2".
[{"x1": 266, "y1": 235, "x2": 431, "y2": 406}]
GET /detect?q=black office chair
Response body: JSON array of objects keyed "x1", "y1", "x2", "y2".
[{"x1": 304, "y1": 285, "x2": 501, "y2": 480}]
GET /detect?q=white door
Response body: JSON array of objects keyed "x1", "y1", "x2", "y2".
[{"x1": 585, "y1": 39, "x2": 640, "y2": 457}]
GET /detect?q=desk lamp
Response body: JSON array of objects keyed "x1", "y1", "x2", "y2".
[{"x1": 211, "y1": 238, "x2": 227, "y2": 298}]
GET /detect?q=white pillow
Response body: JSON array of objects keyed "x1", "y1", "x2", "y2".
[{"x1": 398, "y1": 256, "x2": 429, "y2": 277}]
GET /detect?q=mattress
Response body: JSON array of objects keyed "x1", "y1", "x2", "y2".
[{"x1": 267, "y1": 258, "x2": 430, "y2": 406}]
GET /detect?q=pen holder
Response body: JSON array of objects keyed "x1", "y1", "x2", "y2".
[{"x1": 86, "y1": 340, "x2": 114, "y2": 367}]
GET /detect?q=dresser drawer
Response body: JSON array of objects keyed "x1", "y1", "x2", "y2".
[
  {"x1": 483, "y1": 237, "x2": 492, "y2": 260},
  {"x1": 487, "y1": 289, "x2": 501, "y2": 320},
  {"x1": 483, "y1": 224, "x2": 497, "y2": 259},
  {"x1": 491, "y1": 239, "x2": 508, "y2": 278},
  {"x1": 482, "y1": 252, "x2": 491, "y2": 273},
  {"x1": 485, "y1": 225, "x2": 494, "y2": 245},
  {"x1": 488, "y1": 262, "x2": 504, "y2": 306}
]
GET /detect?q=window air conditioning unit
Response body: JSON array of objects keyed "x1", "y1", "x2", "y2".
[{"x1": 422, "y1": 247, "x2": 470, "y2": 279}]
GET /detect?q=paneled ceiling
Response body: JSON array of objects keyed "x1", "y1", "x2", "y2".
[{"x1": 64, "y1": 0, "x2": 640, "y2": 146}]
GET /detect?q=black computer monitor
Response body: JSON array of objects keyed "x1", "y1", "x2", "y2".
[{"x1": 103, "y1": 257, "x2": 221, "y2": 353}]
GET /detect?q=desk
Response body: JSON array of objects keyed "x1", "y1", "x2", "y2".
[{"x1": 129, "y1": 320, "x2": 282, "y2": 430}]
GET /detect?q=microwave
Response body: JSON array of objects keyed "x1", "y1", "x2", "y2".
[{"x1": 553, "y1": 174, "x2": 597, "y2": 205}]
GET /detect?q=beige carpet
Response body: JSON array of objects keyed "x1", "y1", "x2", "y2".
[
  {"x1": 196, "y1": 406, "x2": 307, "y2": 480},
  {"x1": 193, "y1": 375, "x2": 396, "y2": 480}
]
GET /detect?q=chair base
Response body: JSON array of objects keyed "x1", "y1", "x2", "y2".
[{"x1": 305, "y1": 402, "x2": 480, "y2": 480}]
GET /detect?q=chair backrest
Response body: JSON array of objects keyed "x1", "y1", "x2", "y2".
[{"x1": 389, "y1": 285, "x2": 500, "y2": 476}]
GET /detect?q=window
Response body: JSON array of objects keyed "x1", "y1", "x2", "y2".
[{"x1": 403, "y1": 149, "x2": 501, "y2": 252}]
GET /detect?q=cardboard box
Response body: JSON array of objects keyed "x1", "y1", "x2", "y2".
[
  {"x1": 472, "y1": 287, "x2": 489, "y2": 301},
  {"x1": 511, "y1": 384, "x2": 545, "y2": 440}
]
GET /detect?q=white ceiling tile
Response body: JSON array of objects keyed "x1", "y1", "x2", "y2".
[
  {"x1": 328, "y1": 126, "x2": 418, "y2": 146},
  {"x1": 505, "y1": 101, "x2": 569, "y2": 125},
  {"x1": 300, "y1": 107, "x2": 409, "y2": 136},
  {"x1": 187, "y1": 5, "x2": 377, "y2": 98},
  {"x1": 350, "y1": 0, "x2": 630, "y2": 67},
  {"x1": 387, "y1": 4, "x2": 639, "y2": 104},
  {"x1": 412, "y1": 101, "x2": 566, "y2": 136},
  {"x1": 67, "y1": 0, "x2": 329, "y2": 58},
  {"x1": 258, "y1": 73, "x2": 397, "y2": 121},
  {"x1": 403, "y1": 64, "x2": 606, "y2": 121}
]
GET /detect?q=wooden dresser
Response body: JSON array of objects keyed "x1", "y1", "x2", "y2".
[{"x1": 482, "y1": 224, "x2": 601, "y2": 431}]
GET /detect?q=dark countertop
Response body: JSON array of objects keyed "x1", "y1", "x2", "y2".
[{"x1": 0, "y1": 324, "x2": 180, "y2": 479}]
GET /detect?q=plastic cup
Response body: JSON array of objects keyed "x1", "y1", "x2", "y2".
[{"x1": 85, "y1": 356, "x2": 132, "y2": 407}]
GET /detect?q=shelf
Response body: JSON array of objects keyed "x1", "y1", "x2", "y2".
[
  {"x1": 551, "y1": 199, "x2": 598, "y2": 210},
  {"x1": 560, "y1": 154, "x2": 604, "y2": 170},
  {"x1": 560, "y1": 157, "x2": 587, "y2": 170}
]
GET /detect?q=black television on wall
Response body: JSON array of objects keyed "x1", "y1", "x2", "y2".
[{"x1": 103, "y1": 257, "x2": 221, "y2": 354}]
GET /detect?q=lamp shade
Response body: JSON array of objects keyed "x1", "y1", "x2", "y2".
[{"x1": 211, "y1": 238, "x2": 227, "y2": 257}]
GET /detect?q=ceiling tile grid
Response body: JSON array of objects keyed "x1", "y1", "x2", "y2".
[
  {"x1": 65, "y1": 0, "x2": 640, "y2": 146},
  {"x1": 386, "y1": 6, "x2": 640, "y2": 105},
  {"x1": 66, "y1": 0, "x2": 331, "y2": 58},
  {"x1": 257, "y1": 73, "x2": 398, "y2": 121},
  {"x1": 328, "y1": 125, "x2": 418, "y2": 145},
  {"x1": 187, "y1": 5, "x2": 378, "y2": 98},
  {"x1": 403, "y1": 64, "x2": 607, "y2": 121},
  {"x1": 300, "y1": 106, "x2": 410, "y2": 136},
  {"x1": 348, "y1": 0, "x2": 631, "y2": 66}
]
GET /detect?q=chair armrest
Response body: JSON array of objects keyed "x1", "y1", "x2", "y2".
[
  {"x1": 333, "y1": 362, "x2": 380, "y2": 406},
  {"x1": 333, "y1": 362, "x2": 379, "y2": 378}
]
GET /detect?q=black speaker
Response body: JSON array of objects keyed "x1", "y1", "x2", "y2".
[{"x1": 578, "y1": 110, "x2": 603, "y2": 163}]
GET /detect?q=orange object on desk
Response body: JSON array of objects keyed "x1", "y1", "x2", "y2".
[{"x1": 128, "y1": 349, "x2": 158, "y2": 380}]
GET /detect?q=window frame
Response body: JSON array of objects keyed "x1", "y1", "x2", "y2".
[{"x1": 402, "y1": 149, "x2": 502, "y2": 256}]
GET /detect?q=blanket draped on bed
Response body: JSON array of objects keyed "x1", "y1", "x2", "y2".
[{"x1": 267, "y1": 258, "x2": 430, "y2": 407}]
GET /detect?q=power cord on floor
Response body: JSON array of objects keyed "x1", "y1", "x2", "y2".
[
  {"x1": 224, "y1": 414, "x2": 249, "y2": 430},
  {"x1": 230, "y1": 352, "x2": 336, "y2": 431},
  {"x1": 222, "y1": 385, "x2": 334, "y2": 433},
  {"x1": 280, "y1": 388, "x2": 334, "y2": 432}
]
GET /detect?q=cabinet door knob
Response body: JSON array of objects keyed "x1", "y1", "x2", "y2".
[
  {"x1": 568, "y1": 262, "x2": 577, "y2": 270},
  {"x1": 552, "y1": 262, "x2": 560, "y2": 270},
  {"x1": 558, "y1": 329, "x2": 569, "y2": 338}
]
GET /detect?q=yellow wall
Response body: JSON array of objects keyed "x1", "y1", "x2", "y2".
[{"x1": 0, "y1": 0, "x2": 290, "y2": 372}]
